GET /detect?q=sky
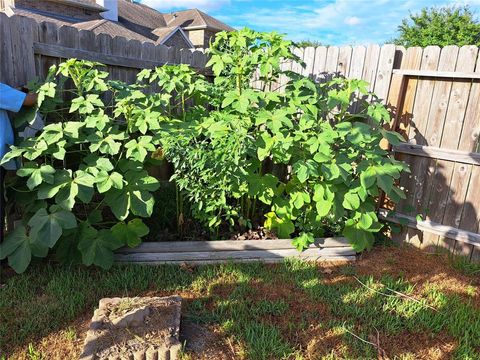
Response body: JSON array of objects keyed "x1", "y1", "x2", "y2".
[{"x1": 140, "y1": 0, "x2": 480, "y2": 45}]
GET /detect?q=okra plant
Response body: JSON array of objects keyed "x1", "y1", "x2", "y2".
[{"x1": 0, "y1": 29, "x2": 408, "y2": 273}]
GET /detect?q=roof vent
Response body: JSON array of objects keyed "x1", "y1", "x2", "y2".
[{"x1": 95, "y1": 0, "x2": 118, "y2": 22}]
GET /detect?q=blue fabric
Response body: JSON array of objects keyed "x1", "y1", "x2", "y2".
[{"x1": 0, "y1": 83, "x2": 26, "y2": 169}]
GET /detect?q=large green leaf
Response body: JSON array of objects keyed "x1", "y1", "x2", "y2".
[
  {"x1": 264, "y1": 212, "x2": 295, "y2": 238},
  {"x1": 292, "y1": 232, "x2": 315, "y2": 251},
  {"x1": 342, "y1": 222, "x2": 374, "y2": 252},
  {"x1": 104, "y1": 188, "x2": 130, "y2": 220},
  {"x1": 28, "y1": 208, "x2": 77, "y2": 248},
  {"x1": 257, "y1": 133, "x2": 275, "y2": 161},
  {"x1": 343, "y1": 191, "x2": 360, "y2": 210},
  {"x1": 0, "y1": 226, "x2": 31, "y2": 273},
  {"x1": 9, "y1": 240, "x2": 31, "y2": 274},
  {"x1": 125, "y1": 136, "x2": 155, "y2": 162},
  {"x1": 313, "y1": 184, "x2": 334, "y2": 217},
  {"x1": 78, "y1": 229, "x2": 124, "y2": 269},
  {"x1": 111, "y1": 218, "x2": 149, "y2": 248},
  {"x1": 17, "y1": 163, "x2": 55, "y2": 190},
  {"x1": 96, "y1": 171, "x2": 124, "y2": 193}
]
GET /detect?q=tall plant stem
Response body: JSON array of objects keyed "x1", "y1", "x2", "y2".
[
  {"x1": 181, "y1": 94, "x2": 186, "y2": 121},
  {"x1": 251, "y1": 161, "x2": 263, "y2": 219},
  {"x1": 175, "y1": 183, "x2": 180, "y2": 231}
]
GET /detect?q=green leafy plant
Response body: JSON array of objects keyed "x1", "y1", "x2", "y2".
[
  {"x1": 0, "y1": 59, "x2": 165, "y2": 272},
  {"x1": 155, "y1": 29, "x2": 409, "y2": 250},
  {"x1": 1, "y1": 29, "x2": 408, "y2": 274}
]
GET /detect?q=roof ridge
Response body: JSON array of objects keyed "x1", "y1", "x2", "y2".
[
  {"x1": 86, "y1": 18, "x2": 107, "y2": 31},
  {"x1": 193, "y1": 8, "x2": 208, "y2": 27}
]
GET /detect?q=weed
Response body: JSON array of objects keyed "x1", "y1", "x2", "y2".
[
  {"x1": 450, "y1": 254, "x2": 480, "y2": 276},
  {"x1": 64, "y1": 327, "x2": 77, "y2": 342},
  {"x1": 26, "y1": 343, "x2": 44, "y2": 360}
]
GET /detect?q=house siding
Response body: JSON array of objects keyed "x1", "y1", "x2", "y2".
[
  {"x1": 186, "y1": 29, "x2": 204, "y2": 47},
  {"x1": 162, "y1": 31, "x2": 191, "y2": 48},
  {"x1": 186, "y1": 29, "x2": 220, "y2": 48}
]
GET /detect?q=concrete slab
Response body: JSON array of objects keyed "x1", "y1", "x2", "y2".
[{"x1": 80, "y1": 295, "x2": 182, "y2": 360}]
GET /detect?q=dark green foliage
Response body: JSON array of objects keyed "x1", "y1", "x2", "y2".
[
  {"x1": 295, "y1": 39, "x2": 323, "y2": 48},
  {"x1": 392, "y1": 5, "x2": 480, "y2": 47},
  {"x1": 158, "y1": 29, "x2": 408, "y2": 250}
]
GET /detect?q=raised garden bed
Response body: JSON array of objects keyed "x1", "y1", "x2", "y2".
[{"x1": 115, "y1": 237, "x2": 356, "y2": 264}]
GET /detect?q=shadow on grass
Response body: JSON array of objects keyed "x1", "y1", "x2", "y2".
[{"x1": 1, "y1": 249, "x2": 479, "y2": 359}]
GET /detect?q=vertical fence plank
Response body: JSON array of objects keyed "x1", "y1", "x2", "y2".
[
  {"x1": 417, "y1": 47, "x2": 459, "y2": 250},
  {"x1": 403, "y1": 46, "x2": 441, "y2": 245},
  {"x1": 457, "y1": 53, "x2": 480, "y2": 258},
  {"x1": 302, "y1": 46, "x2": 316, "y2": 78},
  {"x1": 347, "y1": 45, "x2": 367, "y2": 113},
  {"x1": 0, "y1": 13, "x2": 14, "y2": 85},
  {"x1": 385, "y1": 46, "x2": 405, "y2": 119},
  {"x1": 391, "y1": 47, "x2": 423, "y2": 244},
  {"x1": 10, "y1": 15, "x2": 36, "y2": 86},
  {"x1": 38, "y1": 21, "x2": 60, "y2": 80},
  {"x1": 362, "y1": 44, "x2": 381, "y2": 94},
  {"x1": 443, "y1": 46, "x2": 480, "y2": 257},
  {"x1": 291, "y1": 47, "x2": 305, "y2": 75},
  {"x1": 58, "y1": 25, "x2": 80, "y2": 57},
  {"x1": 373, "y1": 44, "x2": 396, "y2": 104},
  {"x1": 97, "y1": 33, "x2": 113, "y2": 78},
  {"x1": 125, "y1": 39, "x2": 142, "y2": 83},
  {"x1": 111, "y1": 36, "x2": 127, "y2": 82},
  {"x1": 325, "y1": 46, "x2": 339, "y2": 77},
  {"x1": 155, "y1": 44, "x2": 169, "y2": 66},
  {"x1": 458, "y1": 51, "x2": 480, "y2": 153},
  {"x1": 336, "y1": 46, "x2": 352, "y2": 77},
  {"x1": 441, "y1": 46, "x2": 478, "y2": 150},
  {"x1": 408, "y1": 46, "x2": 441, "y2": 143},
  {"x1": 348, "y1": 45, "x2": 366, "y2": 80},
  {"x1": 312, "y1": 46, "x2": 327, "y2": 82}
]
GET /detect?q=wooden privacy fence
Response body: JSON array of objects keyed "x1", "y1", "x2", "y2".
[
  {"x1": 1, "y1": 13, "x2": 479, "y2": 261},
  {"x1": 0, "y1": 13, "x2": 208, "y2": 88}
]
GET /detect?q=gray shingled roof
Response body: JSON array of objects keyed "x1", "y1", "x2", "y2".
[
  {"x1": 12, "y1": 7, "x2": 155, "y2": 43},
  {"x1": 55, "y1": 0, "x2": 106, "y2": 11},
  {"x1": 118, "y1": 0, "x2": 167, "y2": 30},
  {"x1": 73, "y1": 19, "x2": 155, "y2": 42},
  {"x1": 163, "y1": 8, "x2": 234, "y2": 31},
  {"x1": 9, "y1": 0, "x2": 232, "y2": 47}
]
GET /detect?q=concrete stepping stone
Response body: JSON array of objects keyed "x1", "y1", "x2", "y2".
[{"x1": 80, "y1": 295, "x2": 182, "y2": 360}]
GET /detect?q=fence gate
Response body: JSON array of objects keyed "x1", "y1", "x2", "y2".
[{"x1": 378, "y1": 45, "x2": 480, "y2": 262}]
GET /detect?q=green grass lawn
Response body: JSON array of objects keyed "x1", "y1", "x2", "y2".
[{"x1": 0, "y1": 245, "x2": 479, "y2": 360}]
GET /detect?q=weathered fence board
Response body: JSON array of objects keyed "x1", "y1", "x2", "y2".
[{"x1": 393, "y1": 144, "x2": 480, "y2": 165}]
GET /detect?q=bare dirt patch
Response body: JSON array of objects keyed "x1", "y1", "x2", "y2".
[{"x1": 356, "y1": 245, "x2": 480, "y2": 304}]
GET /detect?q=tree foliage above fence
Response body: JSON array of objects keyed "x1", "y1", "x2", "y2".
[
  {"x1": 0, "y1": 29, "x2": 408, "y2": 273},
  {"x1": 392, "y1": 5, "x2": 480, "y2": 47}
]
